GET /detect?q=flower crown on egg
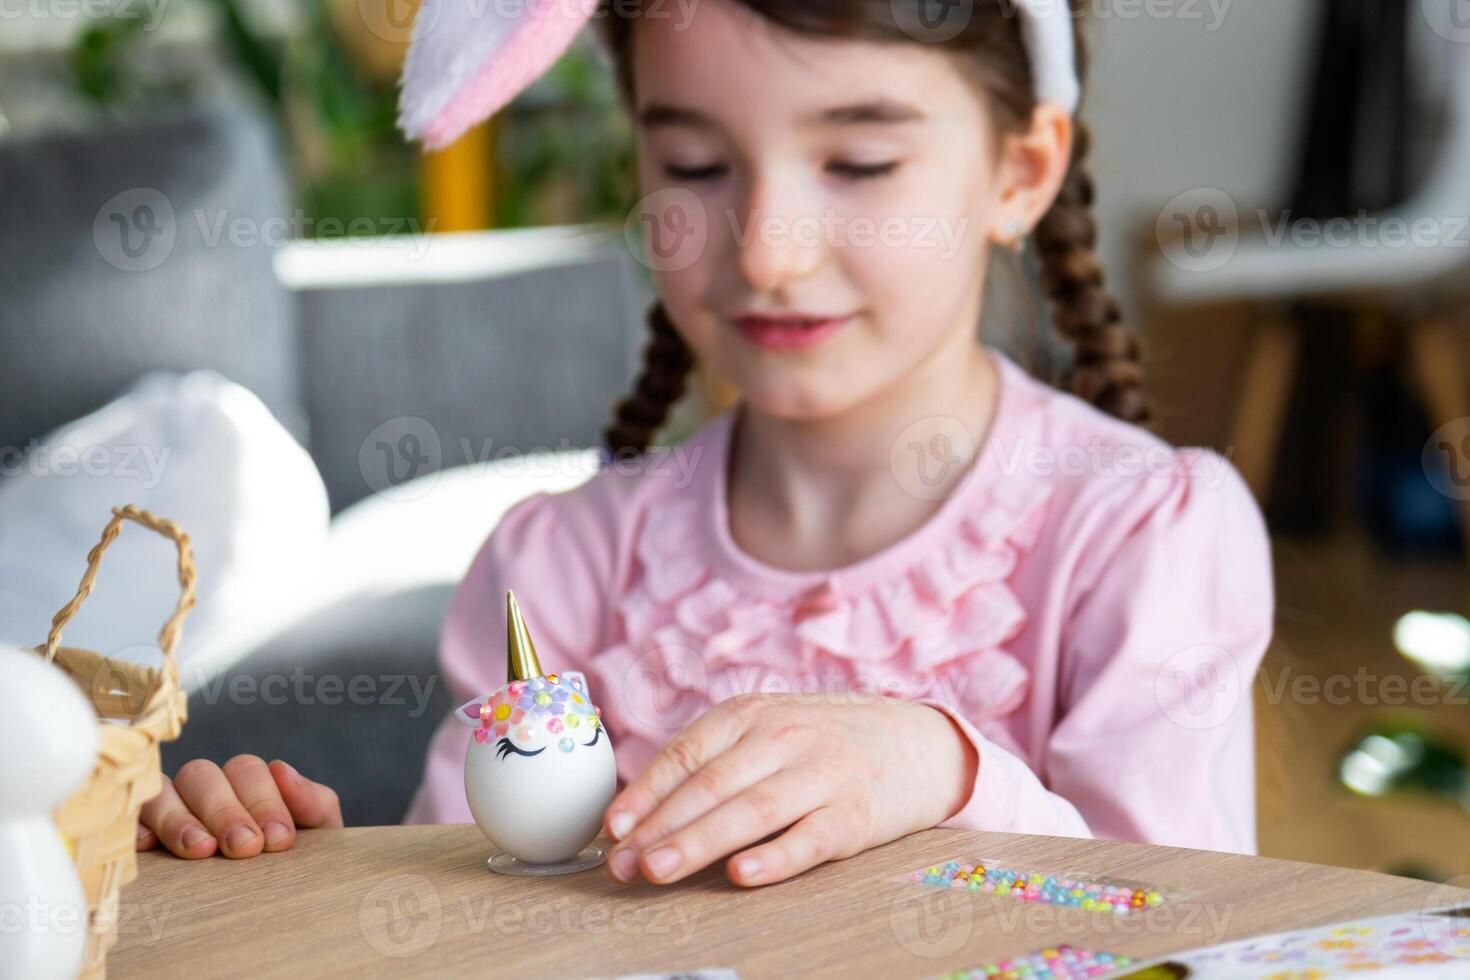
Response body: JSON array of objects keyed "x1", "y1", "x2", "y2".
[{"x1": 455, "y1": 591, "x2": 605, "y2": 755}]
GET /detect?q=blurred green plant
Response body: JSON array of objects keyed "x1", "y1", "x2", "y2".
[{"x1": 1340, "y1": 713, "x2": 1469, "y2": 807}]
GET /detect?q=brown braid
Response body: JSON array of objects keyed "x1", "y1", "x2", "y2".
[
  {"x1": 1033, "y1": 118, "x2": 1151, "y2": 425},
  {"x1": 604, "y1": 302, "x2": 696, "y2": 456}
]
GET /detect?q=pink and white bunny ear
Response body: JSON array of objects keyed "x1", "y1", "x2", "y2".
[
  {"x1": 399, "y1": 0, "x2": 599, "y2": 149},
  {"x1": 455, "y1": 695, "x2": 491, "y2": 726}
]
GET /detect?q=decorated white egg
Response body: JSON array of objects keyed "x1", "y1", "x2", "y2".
[{"x1": 458, "y1": 592, "x2": 616, "y2": 866}]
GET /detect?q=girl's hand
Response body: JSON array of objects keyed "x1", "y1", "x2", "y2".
[
  {"x1": 603, "y1": 693, "x2": 978, "y2": 887},
  {"x1": 136, "y1": 755, "x2": 343, "y2": 859}
]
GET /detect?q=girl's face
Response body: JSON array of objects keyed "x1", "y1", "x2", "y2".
[{"x1": 630, "y1": 0, "x2": 1015, "y2": 420}]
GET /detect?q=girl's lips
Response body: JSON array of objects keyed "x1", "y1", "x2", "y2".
[{"x1": 733, "y1": 313, "x2": 855, "y2": 351}]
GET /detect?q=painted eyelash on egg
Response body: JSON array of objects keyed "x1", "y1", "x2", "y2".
[
  {"x1": 582, "y1": 726, "x2": 602, "y2": 748},
  {"x1": 495, "y1": 737, "x2": 545, "y2": 760}
]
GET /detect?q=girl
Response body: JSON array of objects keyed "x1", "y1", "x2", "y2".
[{"x1": 138, "y1": 0, "x2": 1274, "y2": 884}]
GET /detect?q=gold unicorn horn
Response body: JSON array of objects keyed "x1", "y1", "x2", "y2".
[{"x1": 505, "y1": 590, "x2": 544, "y2": 682}]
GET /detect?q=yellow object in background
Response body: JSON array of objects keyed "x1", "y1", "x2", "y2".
[{"x1": 420, "y1": 122, "x2": 497, "y2": 233}]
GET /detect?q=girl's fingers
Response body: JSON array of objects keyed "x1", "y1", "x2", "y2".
[
  {"x1": 725, "y1": 806, "x2": 858, "y2": 887},
  {"x1": 269, "y1": 760, "x2": 344, "y2": 829},
  {"x1": 605, "y1": 697, "x2": 758, "y2": 842},
  {"x1": 137, "y1": 774, "x2": 218, "y2": 859},
  {"x1": 173, "y1": 759, "x2": 266, "y2": 859},
  {"x1": 222, "y1": 754, "x2": 296, "y2": 851},
  {"x1": 610, "y1": 737, "x2": 782, "y2": 861},
  {"x1": 629, "y1": 770, "x2": 830, "y2": 885},
  {"x1": 135, "y1": 822, "x2": 158, "y2": 852}
]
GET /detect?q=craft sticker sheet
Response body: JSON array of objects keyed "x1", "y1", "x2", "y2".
[{"x1": 1114, "y1": 904, "x2": 1470, "y2": 978}]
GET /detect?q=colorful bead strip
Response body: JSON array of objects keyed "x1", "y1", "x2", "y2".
[
  {"x1": 936, "y1": 945, "x2": 1133, "y2": 979},
  {"x1": 911, "y1": 860, "x2": 1165, "y2": 915}
]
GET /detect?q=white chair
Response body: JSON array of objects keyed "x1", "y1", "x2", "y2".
[{"x1": 1144, "y1": 20, "x2": 1470, "y2": 556}]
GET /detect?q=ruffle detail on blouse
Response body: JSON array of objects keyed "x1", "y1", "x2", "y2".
[{"x1": 587, "y1": 479, "x2": 1053, "y2": 747}]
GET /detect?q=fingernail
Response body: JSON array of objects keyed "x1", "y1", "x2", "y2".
[
  {"x1": 278, "y1": 760, "x2": 303, "y2": 785},
  {"x1": 609, "y1": 848, "x2": 639, "y2": 882},
  {"x1": 608, "y1": 810, "x2": 634, "y2": 840},
  {"x1": 734, "y1": 856, "x2": 762, "y2": 881},
  {"x1": 136, "y1": 824, "x2": 150, "y2": 843},
  {"x1": 225, "y1": 826, "x2": 257, "y2": 852},
  {"x1": 263, "y1": 821, "x2": 290, "y2": 846},
  {"x1": 180, "y1": 826, "x2": 210, "y2": 850},
  {"x1": 644, "y1": 846, "x2": 680, "y2": 880}
]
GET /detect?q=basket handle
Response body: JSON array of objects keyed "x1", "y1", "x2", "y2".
[{"x1": 43, "y1": 505, "x2": 198, "y2": 672}]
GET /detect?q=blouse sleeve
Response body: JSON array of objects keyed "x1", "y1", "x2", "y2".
[
  {"x1": 402, "y1": 487, "x2": 618, "y2": 824},
  {"x1": 930, "y1": 453, "x2": 1274, "y2": 853}
]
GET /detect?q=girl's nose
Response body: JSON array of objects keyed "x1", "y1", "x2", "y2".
[{"x1": 733, "y1": 175, "x2": 827, "y2": 292}]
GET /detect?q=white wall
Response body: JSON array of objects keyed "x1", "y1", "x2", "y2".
[{"x1": 1085, "y1": 0, "x2": 1325, "y2": 313}]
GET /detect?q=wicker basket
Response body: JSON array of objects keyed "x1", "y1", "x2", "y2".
[{"x1": 32, "y1": 505, "x2": 195, "y2": 980}]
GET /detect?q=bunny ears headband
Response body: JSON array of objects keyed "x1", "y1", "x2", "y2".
[{"x1": 399, "y1": 0, "x2": 1079, "y2": 150}]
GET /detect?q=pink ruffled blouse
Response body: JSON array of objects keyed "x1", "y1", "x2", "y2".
[{"x1": 405, "y1": 352, "x2": 1274, "y2": 853}]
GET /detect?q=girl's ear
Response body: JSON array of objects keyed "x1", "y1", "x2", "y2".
[
  {"x1": 399, "y1": 0, "x2": 599, "y2": 149},
  {"x1": 456, "y1": 696, "x2": 490, "y2": 726}
]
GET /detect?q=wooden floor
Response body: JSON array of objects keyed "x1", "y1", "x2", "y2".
[{"x1": 1256, "y1": 531, "x2": 1470, "y2": 877}]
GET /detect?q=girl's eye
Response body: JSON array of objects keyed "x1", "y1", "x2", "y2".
[
  {"x1": 828, "y1": 160, "x2": 900, "y2": 181},
  {"x1": 581, "y1": 726, "x2": 602, "y2": 749},
  {"x1": 663, "y1": 162, "x2": 727, "y2": 182},
  {"x1": 495, "y1": 738, "x2": 545, "y2": 760}
]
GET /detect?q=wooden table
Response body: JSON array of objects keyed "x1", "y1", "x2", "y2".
[{"x1": 107, "y1": 826, "x2": 1468, "y2": 979}]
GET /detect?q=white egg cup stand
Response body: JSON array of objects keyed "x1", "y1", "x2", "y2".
[{"x1": 487, "y1": 845, "x2": 607, "y2": 877}]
